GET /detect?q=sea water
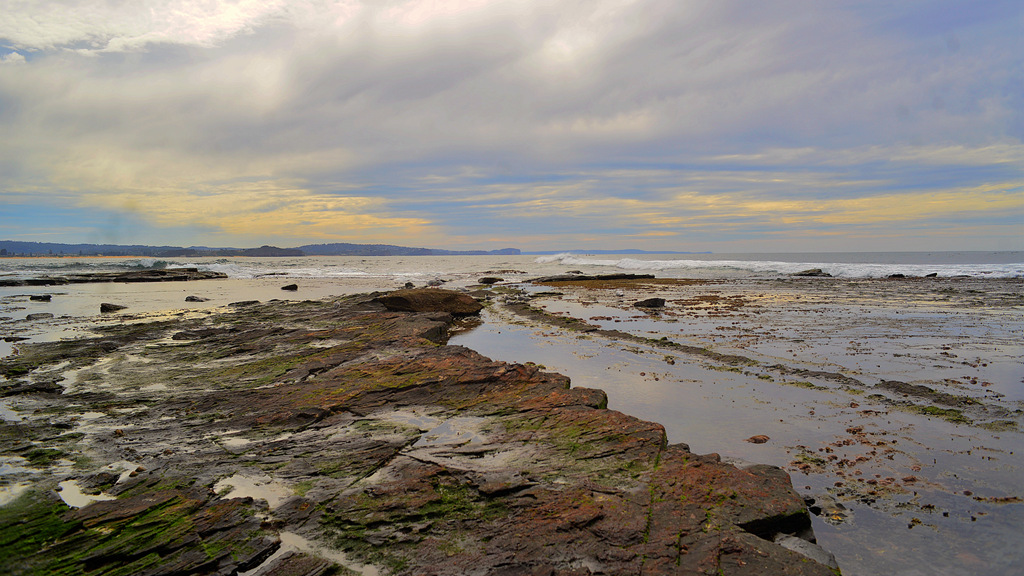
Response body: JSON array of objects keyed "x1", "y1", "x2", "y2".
[{"x1": 1, "y1": 251, "x2": 1022, "y2": 283}]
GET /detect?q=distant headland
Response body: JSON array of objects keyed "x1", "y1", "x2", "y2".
[
  {"x1": 0, "y1": 241, "x2": 520, "y2": 258},
  {"x1": 0, "y1": 241, "x2": 708, "y2": 258}
]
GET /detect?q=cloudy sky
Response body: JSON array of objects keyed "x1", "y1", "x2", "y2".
[{"x1": 1, "y1": 1, "x2": 1021, "y2": 252}]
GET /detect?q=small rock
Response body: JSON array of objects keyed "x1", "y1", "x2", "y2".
[
  {"x1": 792, "y1": 268, "x2": 832, "y2": 277},
  {"x1": 26, "y1": 312, "x2": 55, "y2": 320},
  {"x1": 478, "y1": 277, "x2": 503, "y2": 285},
  {"x1": 281, "y1": 284, "x2": 299, "y2": 291},
  {"x1": 30, "y1": 295, "x2": 52, "y2": 302},
  {"x1": 774, "y1": 534, "x2": 839, "y2": 570},
  {"x1": 100, "y1": 303, "x2": 127, "y2": 313},
  {"x1": 404, "y1": 282, "x2": 415, "y2": 289},
  {"x1": 634, "y1": 298, "x2": 666, "y2": 309},
  {"x1": 746, "y1": 435, "x2": 771, "y2": 444},
  {"x1": 185, "y1": 295, "x2": 209, "y2": 302}
]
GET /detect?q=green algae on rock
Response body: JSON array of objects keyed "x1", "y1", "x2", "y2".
[{"x1": 0, "y1": 289, "x2": 837, "y2": 575}]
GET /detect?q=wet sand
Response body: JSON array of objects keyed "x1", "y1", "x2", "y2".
[{"x1": 452, "y1": 276, "x2": 1024, "y2": 576}]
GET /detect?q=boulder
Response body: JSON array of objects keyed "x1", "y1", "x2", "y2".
[
  {"x1": 478, "y1": 277, "x2": 503, "y2": 285},
  {"x1": 281, "y1": 284, "x2": 299, "y2": 291},
  {"x1": 185, "y1": 295, "x2": 209, "y2": 302},
  {"x1": 100, "y1": 303, "x2": 127, "y2": 313},
  {"x1": 374, "y1": 289, "x2": 484, "y2": 316},
  {"x1": 29, "y1": 295, "x2": 52, "y2": 302},
  {"x1": 25, "y1": 313, "x2": 55, "y2": 320}
]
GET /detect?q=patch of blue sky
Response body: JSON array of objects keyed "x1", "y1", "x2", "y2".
[
  {"x1": 0, "y1": 202, "x2": 204, "y2": 246},
  {"x1": 869, "y1": 0, "x2": 1024, "y2": 37}
]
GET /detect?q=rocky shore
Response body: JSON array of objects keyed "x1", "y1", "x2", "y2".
[
  {"x1": 0, "y1": 268, "x2": 228, "y2": 287},
  {"x1": 0, "y1": 289, "x2": 837, "y2": 575}
]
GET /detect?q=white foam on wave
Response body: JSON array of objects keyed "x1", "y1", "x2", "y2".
[
  {"x1": 534, "y1": 254, "x2": 1024, "y2": 279},
  {"x1": 179, "y1": 260, "x2": 371, "y2": 279}
]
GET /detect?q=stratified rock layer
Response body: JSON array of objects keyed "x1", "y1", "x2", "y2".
[{"x1": 0, "y1": 289, "x2": 836, "y2": 575}]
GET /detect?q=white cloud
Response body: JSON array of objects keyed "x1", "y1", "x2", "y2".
[
  {"x1": 0, "y1": 50, "x2": 25, "y2": 64},
  {"x1": 0, "y1": 0, "x2": 289, "y2": 52},
  {"x1": 0, "y1": 1, "x2": 1020, "y2": 249}
]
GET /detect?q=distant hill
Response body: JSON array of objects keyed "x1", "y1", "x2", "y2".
[
  {"x1": 0, "y1": 241, "x2": 183, "y2": 257},
  {"x1": 0, "y1": 240, "x2": 519, "y2": 258},
  {"x1": 522, "y1": 249, "x2": 711, "y2": 255},
  {"x1": 298, "y1": 243, "x2": 520, "y2": 256}
]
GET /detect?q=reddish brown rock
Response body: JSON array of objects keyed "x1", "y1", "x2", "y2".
[
  {"x1": 374, "y1": 288, "x2": 484, "y2": 316},
  {"x1": 0, "y1": 293, "x2": 835, "y2": 576}
]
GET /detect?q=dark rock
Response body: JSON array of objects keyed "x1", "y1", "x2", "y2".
[
  {"x1": 746, "y1": 435, "x2": 771, "y2": 444},
  {"x1": 888, "y1": 273, "x2": 907, "y2": 279},
  {"x1": 374, "y1": 288, "x2": 484, "y2": 316},
  {"x1": 426, "y1": 279, "x2": 445, "y2": 287},
  {"x1": 29, "y1": 295, "x2": 52, "y2": 302},
  {"x1": 792, "y1": 269, "x2": 832, "y2": 277},
  {"x1": 171, "y1": 327, "x2": 233, "y2": 341},
  {"x1": 281, "y1": 284, "x2": 299, "y2": 291},
  {"x1": 404, "y1": 282, "x2": 415, "y2": 289},
  {"x1": 229, "y1": 300, "x2": 261, "y2": 306},
  {"x1": 25, "y1": 313, "x2": 55, "y2": 320},
  {"x1": 184, "y1": 295, "x2": 209, "y2": 302},
  {"x1": 0, "y1": 268, "x2": 227, "y2": 287},
  {"x1": 925, "y1": 273, "x2": 938, "y2": 278},
  {"x1": 634, "y1": 297, "x2": 666, "y2": 308},
  {"x1": 100, "y1": 303, "x2": 127, "y2": 313},
  {"x1": 1, "y1": 379, "x2": 63, "y2": 396},
  {"x1": 3, "y1": 336, "x2": 30, "y2": 342},
  {"x1": 532, "y1": 273, "x2": 656, "y2": 283},
  {"x1": 478, "y1": 277, "x2": 503, "y2": 285}
]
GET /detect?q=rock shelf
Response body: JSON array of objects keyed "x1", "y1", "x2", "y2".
[
  {"x1": 0, "y1": 268, "x2": 227, "y2": 287},
  {"x1": 0, "y1": 289, "x2": 836, "y2": 575}
]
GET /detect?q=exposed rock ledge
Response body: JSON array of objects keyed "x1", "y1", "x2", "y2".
[
  {"x1": 0, "y1": 267, "x2": 227, "y2": 286},
  {"x1": 0, "y1": 289, "x2": 837, "y2": 575}
]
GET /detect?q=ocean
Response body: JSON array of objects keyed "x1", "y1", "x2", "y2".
[
  {"x1": 2, "y1": 251, "x2": 1023, "y2": 575},
  {"x1": 1, "y1": 251, "x2": 1022, "y2": 283}
]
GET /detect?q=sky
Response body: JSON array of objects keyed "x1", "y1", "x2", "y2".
[{"x1": 1, "y1": 0, "x2": 1022, "y2": 253}]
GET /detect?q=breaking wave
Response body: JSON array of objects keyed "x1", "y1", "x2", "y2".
[{"x1": 534, "y1": 253, "x2": 1024, "y2": 279}]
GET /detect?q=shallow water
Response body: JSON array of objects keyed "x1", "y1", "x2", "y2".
[{"x1": 451, "y1": 281, "x2": 1024, "y2": 576}]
